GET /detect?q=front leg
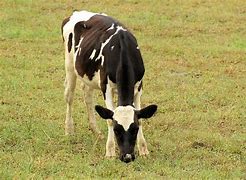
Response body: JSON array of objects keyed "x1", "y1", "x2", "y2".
[
  {"x1": 104, "y1": 83, "x2": 116, "y2": 157},
  {"x1": 106, "y1": 120, "x2": 116, "y2": 157},
  {"x1": 137, "y1": 121, "x2": 149, "y2": 156},
  {"x1": 134, "y1": 87, "x2": 149, "y2": 156}
]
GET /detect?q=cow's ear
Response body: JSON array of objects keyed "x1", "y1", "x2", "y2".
[
  {"x1": 95, "y1": 105, "x2": 114, "y2": 120},
  {"x1": 136, "y1": 105, "x2": 157, "y2": 119}
]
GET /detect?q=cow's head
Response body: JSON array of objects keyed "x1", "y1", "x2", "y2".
[{"x1": 95, "y1": 104, "x2": 157, "y2": 163}]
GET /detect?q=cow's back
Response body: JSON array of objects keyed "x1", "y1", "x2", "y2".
[{"x1": 62, "y1": 10, "x2": 145, "y2": 92}]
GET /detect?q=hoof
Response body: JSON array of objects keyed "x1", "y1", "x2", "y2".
[
  {"x1": 105, "y1": 154, "x2": 116, "y2": 159},
  {"x1": 65, "y1": 127, "x2": 75, "y2": 135},
  {"x1": 105, "y1": 150, "x2": 116, "y2": 158},
  {"x1": 139, "y1": 151, "x2": 149, "y2": 156},
  {"x1": 138, "y1": 145, "x2": 149, "y2": 156},
  {"x1": 97, "y1": 133, "x2": 104, "y2": 140}
]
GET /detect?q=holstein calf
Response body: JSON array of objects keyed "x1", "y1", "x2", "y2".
[{"x1": 61, "y1": 10, "x2": 157, "y2": 163}]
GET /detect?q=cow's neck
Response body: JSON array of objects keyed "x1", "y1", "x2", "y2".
[{"x1": 116, "y1": 33, "x2": 135, "y2": 106}]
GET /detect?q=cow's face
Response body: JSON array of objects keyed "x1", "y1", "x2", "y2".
[{"x1": 95, "y1": 105, "x2": 157, "y2": 163}]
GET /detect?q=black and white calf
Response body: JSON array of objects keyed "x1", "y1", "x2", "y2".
[{"x1": 61, "y1": 10, "x2": 157, "y2": 163}]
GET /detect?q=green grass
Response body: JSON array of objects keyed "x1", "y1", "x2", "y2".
[{"x1": 0, "y1": 0, "x2": 246, "y2": 179}]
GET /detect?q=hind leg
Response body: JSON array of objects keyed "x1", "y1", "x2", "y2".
[
  {"x1": 64, "y1": 42, "x2": 77, "y2": 135},
  {"x1": 64, "y1": 65, "x2": 77, "y2": 135},
  {"x1": 82, "y1": 83, "x2": 103, "y2": 139}
]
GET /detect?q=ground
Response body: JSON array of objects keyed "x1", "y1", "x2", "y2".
[{"x1": 0, "y1": 0, "x2": 245, "y2": 179}]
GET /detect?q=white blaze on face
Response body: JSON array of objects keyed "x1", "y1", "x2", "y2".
[{"x1": 113, "y1": 106, "x2": 135, "y2": 131}]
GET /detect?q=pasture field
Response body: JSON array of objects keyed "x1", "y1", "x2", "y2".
[{"x1": 0, "y1": 0, "x2": 246, "y2": 179}]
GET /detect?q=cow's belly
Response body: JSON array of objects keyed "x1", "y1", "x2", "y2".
[
  {"x1": 107, "y1": 78, "x2": 142, "y2": 96},
  {"x1": 76, "y1": 70, "x2": 101, "y2": 90}
]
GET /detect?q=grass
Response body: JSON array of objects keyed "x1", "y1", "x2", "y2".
[{"x1": 0, "y1": 0, "x2": 246, "y2": 179}]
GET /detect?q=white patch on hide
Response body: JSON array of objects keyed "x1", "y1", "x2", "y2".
[
  {"x1": 75, "y1": 37, "x2": 84, "y2": 57},
  {"x1": 107, "y1": 23, "x2": 114, "y2": 31},
  {"x1": 63, "y1": 11, "x2": 98, "y2": 42},
  {"x1": 95, "y1": 25, "x2": 127, "y2": 66},
  {"x1": 89, "y1": 49, "x2": 97, "y2": 60},
  {"x1": 62, "y1": 10, "x2": 107, "y2": 56}
]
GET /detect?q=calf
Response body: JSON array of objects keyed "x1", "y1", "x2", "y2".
[{"x1": 61, "y1": 10, "x2": 157, "y2": 163}]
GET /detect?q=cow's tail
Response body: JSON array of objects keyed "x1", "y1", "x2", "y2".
[{"x1": 119, "y1": 32, "x2": 128, "y2": 64}]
